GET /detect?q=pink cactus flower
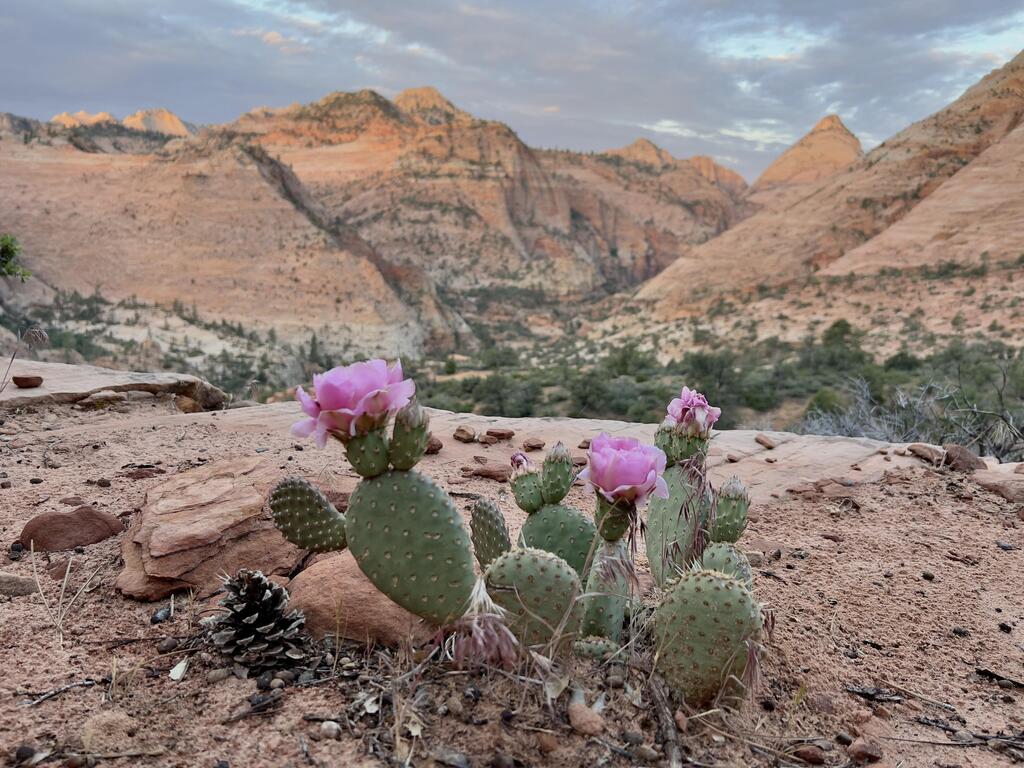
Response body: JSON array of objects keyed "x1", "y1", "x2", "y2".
[
  {"x1": 292, "y1": 359, "x2": 415, "y2": 447},
  {"x1": 665, "y1": 386, "x2": 721, "y2": 437},
  {"x1": 578, "y1": 432, "x2": 669, "y2": 505}
]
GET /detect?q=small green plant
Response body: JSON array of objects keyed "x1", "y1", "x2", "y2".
[{"x1": 0, "y1": 234, "x2": 30, "y2": 281}]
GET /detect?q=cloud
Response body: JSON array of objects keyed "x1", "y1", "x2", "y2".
[{"x1": 0, "y1": 0, "x2": 1020, "y2": 178}]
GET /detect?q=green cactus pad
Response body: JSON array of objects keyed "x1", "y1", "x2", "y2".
[
  {"x1": 653, "y1": 570, "x2": 763, "y2": 707},
  {"x1": 484, "y1": 548, "x2": 582, "y2": 652},
  {"x1": 346, "y1": 469, "x2": 475, "y2": 625},
  {"x1": 345, "y1": 429, "x2": 390, "y2": 478},
  {"x1": 580, "y1": 539, "x2": 631, "y2": 643},
  {"x1": 696, "y1": 543, "x2": 753, "y2": 590},
  {"x1": 573, "y1": 635, "x2": 620, "y2": 660},
  {"x1": 540, "y1": 445, "x2": 575, "y2": 505},
  {"x1": 655, "y1": 425, "x2": 709, "y2": 467},
  {"x1": 511, "y1": 470, "x2": 544, "y2": 514},
  {"x1": 470, "y1": 498, "x2": 512, "y2": 569},
  {"x1": 646, "y1": 464, "x2": 712, "y2": 587},
  {"x1": 594, "y1": 496, "x2": 633, "y2": 542},
  {"x1": 708, "y1": 479, "x2": 750, "y2": 544},
  {"x1": 519, "y1": 503, "x2": 597, "y2": 577},
  {"x1": 269, "y1": 477, "x2": 348, "y2": 553},
  {"x1": 389, "y1": 402, "x2": 429, "y2": 471}
]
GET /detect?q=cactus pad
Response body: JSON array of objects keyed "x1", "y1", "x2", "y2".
[
  {"x1": 646, "y1": 464, "x2": 711, "y2": 587},
  {"x1": 696, "y1": 543, "x2": 753, "y2": 590},
  {"x1": 708, "y1": 477, "x2": 749, "y2": 544},
  {"x1": 540, "y1": 444, "x2": 575, "y2": 505},
  {"x1": 653, "y1": 570, "x2": 762, "y2": 707},
  {"x1": 519, "y1": 503, "x2": 597, "y2": 577},
  {"x1": 655, "y1": 425, "x2": 708, "y2": 467},
  {"x1": 573, "y1": 635, "x2": 620, "y2": 660},
  {"x1": 580, "y1": 539, "x2": 631, "y2": 643},
  {"x1": 269, "y1": 477, "x2": 348, "y2": 553},
  {"x1": 484, "y1": 548, "x2": 582, "y2": 651},
  {"x1": 345, "y1": 429, "x2": 390, "y2": 478},
  {"x1": 389, "y1": 402, "x2": 429, "y2": 471},
  {"x1": 346, "y1": 469, "x2": 475, "y2": 625},
  {"x1": 470, "y1": 498, "x2": 512, "y2": 569},
  {"x1": 510, "y1": 469, "x2": 544, "y2": 514},
  {"x1": 594, "y1": 496, "x2": 633, "y2": 542}
]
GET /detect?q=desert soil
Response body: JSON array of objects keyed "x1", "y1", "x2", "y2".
[{"x1": 1, "y1": 392, "x2": 1022, "y2": 767}]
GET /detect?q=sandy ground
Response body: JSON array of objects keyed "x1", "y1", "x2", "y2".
[{"x1": 1, "y1": 394, "x2": 1022, "y2": 767}]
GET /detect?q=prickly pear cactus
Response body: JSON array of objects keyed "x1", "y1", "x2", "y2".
[
  {"x1": 655, "y1": 422, "x2": 708, "y2": 467},
  {"x1": 580, "y1": 539, "x2": 631, "y2": 643},
  {"x1": 389, "y1": 402, "x2": 430, "y2": 471},
  {"x1": 696, "y1": 542, "x2": 753, "y2": 590},
  {"x1": 709, "y1": 476, "x2": 750, "y2": 544},
  {"x1": 646, "y1": 462, "x2": 712, "y2": 587},
  {"x1": 510, "y1": 466, "x2": 544, "y2": 514},
  {"x1": 573, "y1": 635, "x2": 620, "y2": 660},
  {"x1": 345, "y1": 429, "x2": 390, "y2": 478},
  {"x1": 346, "y1": 469, "x2": 476, "y2": 625},
  {"x1": 519, "y1": 504, "x2": 596, "y2": 577},
  {"x1": 541, "y1": 442, "x2": 575, "y2": 504},
  {"x1": 269, "y1": 477, "x2": 348, "y2": 553},
  {"x1": 484, "y1": 548, "x2": 582, "y2": 651},
  {"x1": 653, "y1": 570, "x2": 763, "y2": 707},
  {"x1": 470, "y1": 498, "x2": 511, "y2": 569}
]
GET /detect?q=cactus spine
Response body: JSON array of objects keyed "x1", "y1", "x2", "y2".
[
  {"x1": 646, "y1": 458, "x2": 712, "y2": 587},
  {"x1": 580, "y1": 538, "x2": 631, "y2": 643},
  {"x1": 470, "y1": 498, "x2": 511, "y2": 569},
  {"x1": 270, "y1": 478, "x2": 348, "y2": 553}
]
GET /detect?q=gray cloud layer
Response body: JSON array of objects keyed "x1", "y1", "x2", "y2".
[{"x1": 1, "y1": 0, "x2": 1020, "y2": 178}]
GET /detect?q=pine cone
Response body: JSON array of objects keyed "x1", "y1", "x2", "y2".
[{"x1": 212, "y1": 570, "x2": 306, "y2": 670}]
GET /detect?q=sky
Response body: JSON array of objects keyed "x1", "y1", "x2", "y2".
[{"x1": 1, "y1": 1, "x2": 1021, "y2": 179}]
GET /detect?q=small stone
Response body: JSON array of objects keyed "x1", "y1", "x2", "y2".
[
  {"x1": 479, "y1": 435, "x2": 499, "y2": 445},
  {"x1": 445, "y1": 694, "x2": 465, "y2": 717},
  {"x1": 793, "y1": 744, "x2": 826, "y2": 765},
  {"x1": 952, "y1": 730, "x2": 974, "y2": 743},
  {"x1": 674, "y1": 710, "x2": 688, "y2": 733},
  {"x1": 64, "y1": 755, "x2": 88, "y2": 767},
  {"x1": 490, "y1": 753, "x2": 515, "y2": 768},
  {"x1": 536, "y1": 732, "x2": 558, "y2": 754},
  {"x1": 453, "y1": 426, "x2": 477, "y2": 443},
  {"x1": 485, "y1": 428, "x2": 515, "y2": 440},
  {"x1": 150, "y1": 606, "x2": 171, "y2": 624},
  {"x1": 755, "y1": 433, "x2": 776, "y2": 449},
  {"x1": 634, "y1": 745, "x2": 659, "y2": 761},
  {"x1": 206, "y1": 668, "x2": 232, "y2": 684},
  {"x1": 835, "y1": 732, "x2": 853, "y2": 746},
  {"x1": 568, "y1": 701, "x2": 604, "y2": 735},
  {"x1": 907, "y1": 442, "x2": 944, "y2": 464},
  {"x1": 622, "y1": 731, "x2": 643, "y2": 745},
  {"x1": 522, "y1": 438, "x2": 545, "y2": 452},
  {"x1": 463, "y1": 463, "x2": 512, "y2": 483},
  {"x1": 921, "y1": 571, "x2": 935, "y2": 581},
  {"x1": 998, "y1": 622, "x2": 1012, "y2": 633},
  {"x1": 97, "y1": 477, "x2": 112, "y2": 488},
  {"x1": 157, "y1": 637, "x2": 179, "y2": 653},
  {"x1": 952, "y1": 626, "x2": 970, "y2": 637},
  {"x1": 15, "y1": 745, "x2": 36, "y2": 763},
  {"x1": 998, "y1": 679, "x2": 1014, "y2": 690},
  {"x1": 847, "y1": 737, "x2": 882, "y2": 762},
  {"x1": 942, "y1": 444, "x2": 986, "y2": 471},
  {"x1": 29, "y1": 477, "x2": 43, "y2": 485},
  {"x1": 270, "y1": 677, "x2": 285, "y2": 689},
  {"x1": 277, "y1": 669, "x2": 296, "y2": 684},
  {"x1": 174, "y1": 395, "x2": 202, "y2": 413},
  {"x1": 805, "y1": 692, "x2": 835, "y2": 714},
  {"x1": 425, "y1": 435, "x2": 443, "y2": 454},
  {"x1": 0, "y1": 573, "x2": 38, "y2": 597},
  {"x1": 320, "y1": 720, "x2": 342, "y2": 740},
  {"x1": 255, "y1": 671, "x2": 274, "y2": 690},
  {"x1": 726, "y1": 453, "x2": 740, "y2": 463},
  {"x1": 0, "y1": 481, "x2": 11, "y2": 489},
  {"x1": 578, "y1": 438, "x2": 591, "y2": 449},
  {"x1": 996, "y1": 541, "x2": 1014, "y2": 551},
  {"x1": 874, "y1": 705, "x2": 892, "y2": 720}
]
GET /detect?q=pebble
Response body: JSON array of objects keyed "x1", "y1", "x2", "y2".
[
  {"x1": 921, "y1": 571, "x2": 935, "y2": 581},
  {"x1": 157, "y1": 637, "x2": 179, "y2": 653},
  {"x1": 29, "y1": 478, "x2": 43, "y2": 484},
  {"x1": 999, "y1": 622, "x2": 1012, "y2": 633},
  {"x1": 150, "y1": 606, "x2": 171, "y2": 624},
  {"x1": 996, "y1": 541, "x2": 1014, "y2": 551},
  {"x1": 847, "y1": 737, "x2": 882, "y2": 762},
  {"x1": 255, "y1": 671, "x2": 274, "y2": 690},
  {"x1": 835, "y1": 731, "x2": 854, "y2": 746},
  {"x1": 15, "y1": 745, "x2": 35, "y2": 763},
  {"x1": 445, "y1": 694, "x2": 465, "y2": 717},
  {"x1": 793, "y1": 743, "x2": 826, "y2": 765},
  {"x1": 622, "y1": 731, "x2": 643, "y2": 746},
  {"x1": 634, "y1": 745, "x2": 660, "y2": 761},
  {"x1": 320, "y1": 720, "x2": 342, "y2": 740},
  {"x1": 673, "y1": 710, "x2": 688, "y2": 732},
  {"x1": 490, "y1": 753, "x2": 516, "y2": 768},
  {"x1": 952, "y1": 626, "x2": 970, "y2": 637},
  {"x1": 567, "y1": 701, "x2": 604, "y2": 735},
  {"x1": 270, "y1": 678, "x2": 285, "y2": 690},
  {"x1": 207, "y1": 668, "x2": 232, "y2": 684},
  {"x1": 952, "y1": 729, "x2": 974, "y2": 743},
  {"x1": 536, "y1": 732, "x2": 558, "y2": 754},
  {"x1": 1, "y1": 480, "x2": 12, "y2": 489},
  {"x1": 96, "y1": 478, "x2": 111, "y2": 488},
  {"x1": 64, "y1": 755, "x2": 88, "y2": 767}
]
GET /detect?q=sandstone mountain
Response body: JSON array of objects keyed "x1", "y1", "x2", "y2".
[
  {"x1": 50, "y1": 109, "x2": 117, "y2": 128},
  {"x1": 122, "y1": 108, "x2": 196, "y2": 136},
  {"x1": 638, "y1": 50, "x2": 1024, "y2": 314},
  {"x1": 752, "y1": 115, "x2": 862, "y2": 190}
]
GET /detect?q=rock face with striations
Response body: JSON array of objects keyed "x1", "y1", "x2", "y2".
[
  {"x1": 752, "y1": 115, "x2": 862, "y2": 190},
  {"x1": 116, "y1": 456, "x2": 308, "y2": 600}
]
